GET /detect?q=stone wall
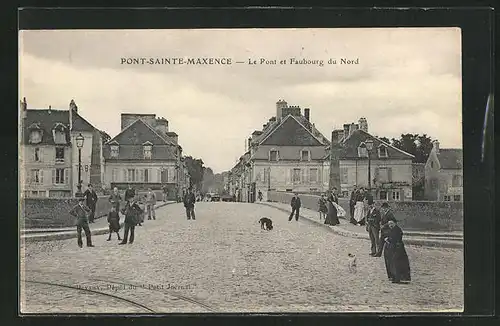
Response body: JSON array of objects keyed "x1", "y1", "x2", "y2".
[{"x1": 267, "y1": 191, "x2": 463, "y2": 232}]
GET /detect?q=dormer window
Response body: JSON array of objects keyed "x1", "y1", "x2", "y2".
[
  {"x1": 358, "y1": 143, "x2": 368, "y2": 158},
  {"x1": 378, "y1": 144, "x2": 388, "y2": 158},
  {"x1": 143, "y1": 141, "x2": 153, "y2": 159},
  {"x1": 109, "y1": 141, "x2": 119, "y2": 158},
  {"x1": 28, "y1": 123, "x2": 42, "y2": 144},
  {"x1": 269, "y1": 149, "x2": 279, "y2": 162},
  {"x1": 300, "y1": 150, "x2": 310, "y2": 161},
  {"x1": 52, "y1": 123, "x2": 67, "y2": 145}
]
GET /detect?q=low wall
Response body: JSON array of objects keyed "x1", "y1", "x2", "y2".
[{"x1": 267, "y1": 191, "x2": 463, "y2": 232}]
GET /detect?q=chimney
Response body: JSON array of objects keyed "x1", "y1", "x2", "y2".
[
  {"x1": 433, "y1": 140, "x2": 440, "y2": 154},
  {"x1": 20, "y1": 97, "x2": 27, "y2": 119},
  {"x1": 48, "y1": 105, "x2": 52, "y2": 114},
  {"x1": 247, "y1": 137, "x2": 252, "y2": 151},
  {"x1": 154, "y1": 117, "x2": 169, "y2": 135},
  {"x1": 276, "y1": 99, "x2": 288, "y2": 120},
  {"x1": 358, "y1": 117, "x2": 368, "y2": 132},
  {"x1": 304, "y1": 108, "x2": 310, "y2": 121},
  {"x1": 69, "y1": 99, "x2": 78, "y2": 113}
]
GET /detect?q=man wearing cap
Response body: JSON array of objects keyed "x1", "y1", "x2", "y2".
[
  {"x1": 83, "y1": 183, "x2": 98, "y2": 223},
  {"x1": 289, "y1": 192, "x2": 301, "y2": 222},
  {"x1": 145, "y1": 188, "x2": 157, "y2": 220},
  {"x1": 69, "y1": 198, "x2": 94, "y2": 248},
  {"x1": 376, "y1": 202, "x2": 397, "y2": 258},
  {"x1": 365, "y1": 198, "x2": 381, "y2": 256}
]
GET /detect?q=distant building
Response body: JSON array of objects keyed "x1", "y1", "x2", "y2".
[
  {"x1": 326, "y1": 118, "x2": 415, "y2": 201},
  {"x1": 102, "y1": 113, "x2": 189, "y2": 199},
  {"x1": 230, "y1": 100, "x2": 330, "y2": 202},
  {"x1": 424, "y1": 140, "x2": 463, "y2": 201},
  {"x1": 20, "y1": 98, "x2": 105, "y2": 197}
]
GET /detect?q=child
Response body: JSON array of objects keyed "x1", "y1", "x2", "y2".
[
  {"x1": 107, "y1": 206, "x2": 122, "y2": 241},
  {"x1": 318, "y1": 194, "x2": 327, "y2": 220}
]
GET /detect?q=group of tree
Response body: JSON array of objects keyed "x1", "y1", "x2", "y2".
[
  {"x1": 377, "y1": 133, "x2": 434, "y2": 164},
  {"x1": 183, "y1": 156, "x2": 205, "y2": 192}
]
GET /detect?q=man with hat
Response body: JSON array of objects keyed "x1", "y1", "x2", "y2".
[
  {"x1": 83, "y1": 183, "x2": 98, "y2": 223},
  {"x1": 376, "y1": 202, "x2": 397, "y2": 258},
  {"x1": 69, "y1": 198, "x2": 95, "y2": 248},
  {"x1": 365, "y1": 196, "x2": 381, "y2": 256}
]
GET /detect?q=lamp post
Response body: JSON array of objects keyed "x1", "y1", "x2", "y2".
[
  {"x1": 365, "y1": 139, "x2": 374, "y2": 193},
  {"x1": 75, "y1": 133, "x2": 84, "y2": 197},
  {"x1": 267, "y1": 167, "x2": 271, "y2": 191}
]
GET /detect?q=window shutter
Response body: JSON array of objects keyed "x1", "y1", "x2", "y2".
[
  {"x1": 65, "y1": 169, "x2": 69, "y2": 184},
  {"x1": 123, "y1": 169, "x2": 127, "y2": 182},
  {"x1": 139, "y1": 169, "x2": 144, "y2": 182},
  {"x1": 52, "y1": 169, "x2": 56, "y2": 184},
  {"x1": 40, "y1": 170, "x2": 44, "y2": 184},
  {"x1": 302, "y1": 168, "x2": 307, "y2": 184},
  {"x1": 388, "y1": 168, "x2": 393, "y2": 182},
  {"x1": 157, "y1": 169, "x2": 161, "y2": 183},
  {"x1": 39, "y1": 148, "x2": 43, "y2": 162}
]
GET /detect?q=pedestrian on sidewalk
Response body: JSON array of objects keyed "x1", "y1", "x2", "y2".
[
  {"x1": 183, "y1": 188, "x2": 196, "y2": 220},
  {"x1": 109, "y1": 187, "x2": 122, "y2": 214},
  {"x1": 107, "y1": 205, "x2": 122, "y2": 241},
  {"x1": 349, "y1": 186, "x2": 358, "y2": 225},
  {"x1": 69, "y1": 198, "x2": 94, "y2": 248},
  {"x1": 120, "y1": 196, "x2": 143, "y2": 245},
  {"x1": 145, "y1": 188, "x2": 157, "y2": 220},
  {"x1": 376, "y1": 202, "x2": 397, "y2": 258},
  {"x1": 288, "y1": 193, "x2": 301, "y2": 221},
  {"x1": 83, "y1": 184, "x2": 98, "y2": 223},
  {"x1": 353, "y1": 187, "x2": 366, "y2": 226},
  {"x1": 324, "y1": 189, "x2": 340, "y2": 226},
  {"x1": 383, "y1": 219, "x2": 411, "y2": 284},
  {"x1": 318, "y1": 193, "x2": 327, "y2": 220},
  {"x1": 365, "y1": 199, "x2": 381, "y2": 256},
  {"x1": 162, "y1": 184, "x2": 168, "y2": 202}
]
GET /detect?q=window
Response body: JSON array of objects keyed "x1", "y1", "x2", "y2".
[
  {"x1": 379, "y1": 190, "x2": 388, "y2": 200},
  {"x1": 357, "y1": 143, "x2": 368, "y2": 157},
  {"x1": 53, "y1": 168, "x2": 67, "y2": 184},
  {"x1": 452, "y1": 175, "x2": 462, "y2": 187},
  {"x1": 127, "y1": 169, "x2": 136, "y2": 182},
  {"x1": 30, "y1": 169, "x2": 43, "y2": 184},
  {"x1": 54, "y1": 131, "x2": 66, "y2": 144},
  {"x1": 55, "y1": 147, "x2": 65, "y2": 163},
  {"x1": 33, "y1": 148, "x2": 41, "y2": 162},
  {"x1": 269, "y1": 150, "x2": 278, "y2": 161},
  {"x1": 110, "y1": 145, "x2": 119, "y2": 158},
  {"x1": 309, "y1": 168, "x2": 318, "y2": 183},
  {"x1": 143, "y1": 143, "x2": 153, "y2": 159},
  {"x1": 144, "y1": 169, "x2": 149, "y2": 182},
  {"x1": 377, "y1": 167, "x2": 392, "y2": 183},
  {"x1": 292, "y1": 168, "x2": 301, "y2": 183},
  {"x1": 30, "y1": 130, "x2": 42, "y2": 144},
  {"x1": 111, "y1": 169, "x2": 118, "y2": 182},
  {"x1": 392, "y1": 191, "x2": 400, "y2": 201},
  {"x1": 378, "y1": 145, "x2": 388, "y2": 158},
  {"x1": 444, "y1": 195, "x2": 451, "y2": 201},
  {"x1": 301, "y1": 150, "x2": 310, "y2": 161},
  {"x1": 341, "y1": 167, "x2": 349, "y2": 183},
  {"x1": 453, "y1": 195, "x2": 461, "y2": 201},
  {"x1": 430, "y1": 178, "x2": 438, "y2": 190}
]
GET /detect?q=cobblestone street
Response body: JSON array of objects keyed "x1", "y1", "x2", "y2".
[{"x1": 20, "y1": 202, "x2": 463, "y2": 313}]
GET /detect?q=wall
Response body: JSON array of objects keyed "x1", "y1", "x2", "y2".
[
  {"x1": 424, "y1": 148, "x2": 440, "y2": 200},
  {"x1": 438, "y1": 169, "x2": 463, "y2": 201},
  {"x1": 103, "y1": 162, "x2": 177, "y2": 187},
  {"x1": 267, "y1": 191, "x2": 463, "y2": 232}
]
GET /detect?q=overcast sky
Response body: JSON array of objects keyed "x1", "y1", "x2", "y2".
[{"x1": 19, "y1": 28, "x2": 462, "y2": 173}]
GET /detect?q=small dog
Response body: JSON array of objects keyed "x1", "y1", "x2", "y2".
[
  {"x1": 347, "y1": 253, "x2": 357, "y2": 273},
  {"x1": 259, "y1": 217, "x2": 273, "y2": 231}
]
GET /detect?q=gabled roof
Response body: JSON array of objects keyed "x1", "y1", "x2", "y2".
[
  {"x1": 72, "y1": 112, "x2": 95, "y2": 132},
  {"x1": 258, "y1": 115, "x2": 326, "y2": 146},
  {"x1": 107, "y1": 118, "x2": 174, "y2": 146},
  {"x1": 437, "y1": 149, "x2": 463, "y2": 169}
]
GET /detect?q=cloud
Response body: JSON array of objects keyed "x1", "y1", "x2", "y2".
[{"x1": 19, "y1": 28, "x2": 462, "y2": 173}]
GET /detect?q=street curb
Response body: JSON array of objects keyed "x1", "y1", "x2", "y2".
[
  {"x1": 258, "y1": 202, "x2": 463, "y2": 250},
  {"x1": 21, "y1": 201, "x2": 177, "y2": 242}
]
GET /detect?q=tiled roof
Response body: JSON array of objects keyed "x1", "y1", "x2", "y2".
[
  {"x1": 437, "y1": 149, "x2": 463, "y2": 169},
  {"x1": 259, "y1": 115, "x2": 326, "y2": 146},
  {"x1": 22, "y1": 109, "x2": 71, "y2": 145},
  {"x1": 103, "y1": 144, "x2": 177, "y2": 161},
  {"x1": 109, "y1": 119, "x2": 171, "y2": 145},
  {"x1": 73, "y1": 113, "x2": 95, "y2": 132}
]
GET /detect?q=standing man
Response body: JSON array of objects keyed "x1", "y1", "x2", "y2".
[
  {"x1": 258, "y1": 190, "x2": 263, "y2": 201},
  {"x1": 349, "y1": 186, "x2": 358, "y2": 225},
  {"x1": 183, "y1": 188, "x2": 196, "y2": 220},
  {"x1": 120, "y1": 196, "x2": 142, "y2": 245},
  {"x1": 366, "y1": 199, "x2": 381, "y2": 256},
  {"x1": 69, "y1": 198, "x2": 94, "y2": 248},
  {"x1": 162, "y1": 184, "x2": 168, "y2": 202},
  {"x1": 376, "y1": 202, "x2": 397, "y2": 257},
  {"x1": 288, "y1": 192, "x2": 301, "y2": 222},
  {"x1": 124, "y1": 184, "x2": 135, "y2": 209},
  {"x1": 145, "y1": 188, "x2": 157, "y2": 220},
  {"x1": 83, "y1": 184, "x2": 98, "y2": 223}
]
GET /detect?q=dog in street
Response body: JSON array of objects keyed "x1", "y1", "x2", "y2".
[
  {"x1": 347, "y1": 253, "x2": 357, "y2": 273},
  {"x1": 259, "y1": 217, "x2": 273, "y2": 231}
]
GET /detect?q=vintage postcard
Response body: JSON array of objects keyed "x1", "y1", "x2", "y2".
[{"x1": 19, "y1": 28, "x2": 463, "y2": 313}]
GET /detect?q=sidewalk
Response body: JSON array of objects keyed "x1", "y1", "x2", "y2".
[
  {"x1": 21, "y1": 201, "x2": 176, "y2": 242},
  {"x1": 258, "y1": 202, "x2": 463, "y2": 249}
]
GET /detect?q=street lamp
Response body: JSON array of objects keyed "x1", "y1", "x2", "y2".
[
  {"x1": 365, "y1": 139, "x2": 374, "y2": 192},
  {"x1": 267, "y1": 167, "x2": 271, "y2": 191},
  {"x1": 75, "y1": 133, "x2": 84, "y2": 197}
]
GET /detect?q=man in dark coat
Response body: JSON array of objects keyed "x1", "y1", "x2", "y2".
[
  {"x1": 288, "y1": 193, "x2": 301, "y2": 221},
  {"x1": 69, "y1": 198, "x2": 94, "y2": 248},
  {"x1": 124, "y1": 184, "x2": 135, "y2": 206},
  {"x1": 365, "y1": 199, "x2": 381, "y2": 256},
  {"x1": 349, "y1": 186, "x2": 358, "y2": 224},
  {"x1": 83, "y1": 184, "x2": 98, "y2": 223},
  {"x1": 183, "y1": 188, "x2": 196, "y2": 220},
  {"x1": 376, "y1": 202, "x2": 397, "y2": 257},
  {"x1": 119, "y1": 197, "x2": 142, "y2": 245}
]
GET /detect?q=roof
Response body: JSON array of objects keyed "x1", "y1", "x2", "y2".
[
  {"x1": 22, "y1": 109, "x2": 71, "y2": 145},
  {"x1": 259, "y1": 115, "x2": 326, "y2": 146},
  {"x1": 329, "y1": 129, "x2": 415, "y2": 160},
  {"x1": 108, "y1": 119, "x2": 174, "y2": 146},
  {"x1": 251, "y1": 145, "x2": 328, "y2": 161},
  {"x1": 437, "y1": 149, "x2": 463, "y2": 169},
  {"x1": 103, "y1": 144, "x2": 177, "y2": 161}
]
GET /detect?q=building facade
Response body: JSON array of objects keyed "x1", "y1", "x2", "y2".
[
  {"x1": 424, "y1": 140, "x2": 463, "y2": 201},
  {"x1": 20, "y1": 98, "x2": 105, "y2": 198},
  {"x1": 327, "y1": 118, "x2": 415, "y2": 201},
  {"x1": 102, "y1": 113, "x2": 189, "y2": 199},
  {"x1": 230, "y1": 100, "x2": 330, "y2": 202}
]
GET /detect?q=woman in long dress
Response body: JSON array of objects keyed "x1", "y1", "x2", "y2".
[
  {"x1": 384, "y1": 220, "x2": 411, "y2": 283},
  {"x1": 324, "y1": 190, "x2": 340, "y2": 226},
  {"x1": 353, "y1": 188, "x2": 366, "y2": 225}
]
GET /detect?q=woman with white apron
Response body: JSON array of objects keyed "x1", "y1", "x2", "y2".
[{"x1": 353, "y1": 187, "x2": 366, "y2": 225}]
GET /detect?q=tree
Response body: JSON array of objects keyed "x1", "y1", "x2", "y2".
[
  {"x1": 184, "y1": 156, "x2": 205, "y2": 191},
  {"x1": 379, "y1": 133, "x2": 434, "y2": 164}
]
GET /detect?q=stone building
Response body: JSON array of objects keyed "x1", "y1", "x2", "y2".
[
  {"x1": 230, "y1": 100, "x2": 330, "y2": 202},
  {"x1": 102, "y1": 113, "x2": 189, "y2": 199},
  {"x1": 424, "y1": 140, "x2": 463, "y2": 201},
  {"x1": 326, "y1": 118, "x2": 415, "y2": 201},
  {"x1": 20, "y1": 98, "x2": 106, "y2": 197}
]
